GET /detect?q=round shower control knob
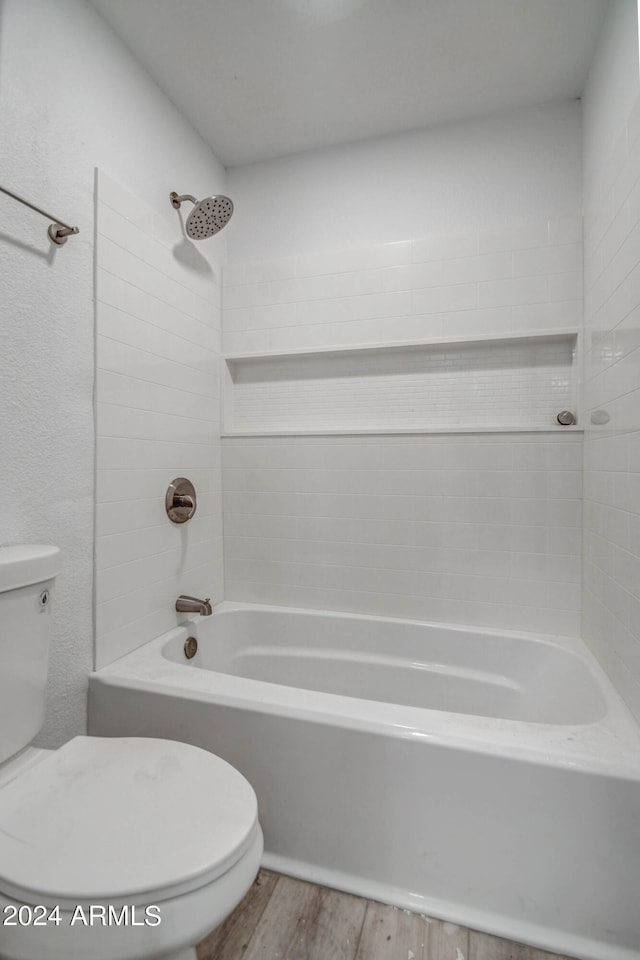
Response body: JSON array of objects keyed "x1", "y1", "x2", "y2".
[
  {"x1": 165, "y1": 478, "x2": 197, "y2": 523},
  {"x1": 556, "y1": 411, "x2": 576, "y2": 426}
]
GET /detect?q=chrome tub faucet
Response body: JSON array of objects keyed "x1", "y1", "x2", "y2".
[{"x1": 175, "y1": 595, "x2": 213, "y2": 616}]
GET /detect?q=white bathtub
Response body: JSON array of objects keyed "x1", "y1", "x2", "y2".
[{"x1": 89, "y1": 603, "x2": 640, "y2": 960}]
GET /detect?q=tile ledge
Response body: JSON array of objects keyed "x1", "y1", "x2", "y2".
[{"x1": 222, "y1": 426, "x2": 584, "y2": 438}]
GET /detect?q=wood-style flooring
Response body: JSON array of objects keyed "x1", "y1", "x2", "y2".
[{"x1": 196, "y1": 870, "x2": 577, "y2": 960}]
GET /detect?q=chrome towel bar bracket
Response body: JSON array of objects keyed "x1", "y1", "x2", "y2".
[{"x1": 0, "y1": 184, "x2": 79, "y2": 246}]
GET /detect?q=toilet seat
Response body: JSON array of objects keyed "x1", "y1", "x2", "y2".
[{"x1": 0, "y1": 736, "x2": 259, "y2": 909}]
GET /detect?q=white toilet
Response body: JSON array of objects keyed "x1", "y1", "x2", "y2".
[{"x1": 0, "y1": 545, "x2": 263, "y2": 960}]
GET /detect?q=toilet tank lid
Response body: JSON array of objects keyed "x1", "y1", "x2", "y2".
[{"x1": 0, "y1": 545, "x2": 61, "y2": 592}]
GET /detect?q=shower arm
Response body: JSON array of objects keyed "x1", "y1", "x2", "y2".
[
  {"x1": 0, "y1": 184, "x2": 79, "y2": 245},
  {"x1": 170, "y1": 192, "x2": 198, "y2": 209}
]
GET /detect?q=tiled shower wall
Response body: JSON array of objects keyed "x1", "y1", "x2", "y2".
[
  {"x1": 222, "y1": 219, "x2": 584, "y2": 636},
  {"x1": 582, "y1": 94, "x2": 640, "y2": 719},
  {"x1": 223, "y1": 434, "x2": 582, "y2": 635},
  {"x1": 95, "y1": 172, "x2": 224, "y2": 668},
  {"x1": 223, "y1": 219, "x2": 582, "y2": 355}
]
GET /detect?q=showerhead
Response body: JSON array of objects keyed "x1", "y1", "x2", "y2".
[{"x1": 169, "y1": 191, "x2": 234, "y2": 239}]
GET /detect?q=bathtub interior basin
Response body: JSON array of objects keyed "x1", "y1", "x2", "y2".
[{"x1": 161, "y1": 607, "x2": 607, "y2": 725}]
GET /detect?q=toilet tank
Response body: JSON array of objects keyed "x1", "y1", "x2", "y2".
[{"x1": 0, "y1": 545, "x2": 60, "y2": 765}]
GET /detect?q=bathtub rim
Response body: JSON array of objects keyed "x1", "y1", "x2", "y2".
[{"x1": 91, "y1": 601, "x2": 640, "y2": 778}]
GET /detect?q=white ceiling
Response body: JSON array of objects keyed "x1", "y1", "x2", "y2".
[{"x1": 90, "y1": 0, "x2": 609, "y2": 168}]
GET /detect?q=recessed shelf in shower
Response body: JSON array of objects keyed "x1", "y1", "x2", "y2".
[{"x1": 222, "y1": 329, "x2": 581, "y2": 436}]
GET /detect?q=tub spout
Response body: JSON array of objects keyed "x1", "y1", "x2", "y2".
[{"x1": 176, "y1": 595, "x2": 213, "y2": 616}]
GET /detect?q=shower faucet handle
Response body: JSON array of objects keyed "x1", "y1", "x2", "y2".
[
  {"x1": 173, "y1": 494, "x2": 194, "y2": 509},
  {"x1": 165, "y1": 477, "x2": 197, "y2": 524}
]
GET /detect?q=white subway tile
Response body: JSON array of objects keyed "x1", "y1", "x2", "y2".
[
  {"x1": 98, "y1": 335, "x2": 217, "y2": 399},
  {"x1": 98, "y1": 303, "x2": 218, "y2": 374},
  {"x1": 513, "y1": 243, "x2": 582, "y2": 278},
  {"x1": 96, "y1": 498, "x2": 165, "y2": 538},
  {"x1": 243, "y1": 257, "x2": 296, "y2": 284},
  {"x1": 549, "y1": 218, "x2": 583, "y2": 246},
  {"x1": 477, "y1": 275, "x2": 549, "y2": 308},
  {"x1": 547, "y1": 271, "x2": 583, "y2": 301},
  {"x1": 294, "y1": 241, "x2": 412, "y2": 278},
  {"x1": 440, "y1": 307, "x2": 512, "y2": 339},
  {"x1": 510, "y1": 300, "x2": 582, "y2": 332},
  {"x1": 96, "y1": 609, "x2": 175, "y2": 669},
  {"x1": 411, "y1": 282, "x2": 477, "y2": 314},
  {"x1": 224, "y1": 263, "x2": 246, "y2": 286},
  {"x1": 411, "y1": 233, "x2": 478, "y2": 263},
  {"x1": 478, "y1": 220, "x2": 549, "y2": 254},
  {"x1": 223, "y1": 329, "x2": 271, "y2": 354}
]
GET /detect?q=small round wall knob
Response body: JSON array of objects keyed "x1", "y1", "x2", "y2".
[
  {"x1": 556, "y1": 411, "x2": 576, "y2": 426},
  {"x1": 166, "y1": 478, "x2": 197, "y2": 523}
]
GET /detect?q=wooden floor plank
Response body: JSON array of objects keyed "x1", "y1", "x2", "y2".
[
  {"x1": 469, "y1": 930, "x2": 577, "y2": 960},
  {"x1": 428, "y1": 918, "x2": 470, "y2": 960},
  {"x1": 355, "y1": 900, "x2": 430, "y2": 960},
  {"x1": 196, "y1": 869, "x2": 278, "y2": 960},
  {"x1": 241, "y1": 873, "x2": 368, "y2": 960},
  {"x1": 197, "y1": 869, "x2": 575, "y2": 960}
]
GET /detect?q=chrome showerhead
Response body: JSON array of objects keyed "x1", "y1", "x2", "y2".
[{"x1": 169, "y1": 191, "x2": 234, "y2": 239}]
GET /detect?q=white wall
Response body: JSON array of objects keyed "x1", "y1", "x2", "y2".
[
  {"x1": 222, "y1": 106, "x2": 584, "y2": 636},
  {"x1": 95, "y1": 173, "x2": 224, "y2": 668},
  {"x1": 221, "y1": 223, "x2": 583, "y2": 636},
  {"x1": 582, "y1": 0, "x2": 640, "y2": 192},
  {"x1": 223, "y1": 218, "x2": 582, "y2": 356},
  {"x1": 0, "y1": 0, "x2": 225, "y2": 745},
  {"x1": 581, "y1": 0, "x2": 640, "y2": 721},
  {"x1": 227, "y1": 100, "x2": 582, "y2": 262},
  {"x1": 224, "y1": 433, "x2": 583, "y2": 636}
]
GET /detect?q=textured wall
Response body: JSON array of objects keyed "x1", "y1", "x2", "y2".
[{"x1": 0, "y1": 0, "x2": 225, "y2": 744}]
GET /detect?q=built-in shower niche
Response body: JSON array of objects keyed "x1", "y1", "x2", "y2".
[{"x1": 223, "y1": 330, "x2": 579, "y2": 435}]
